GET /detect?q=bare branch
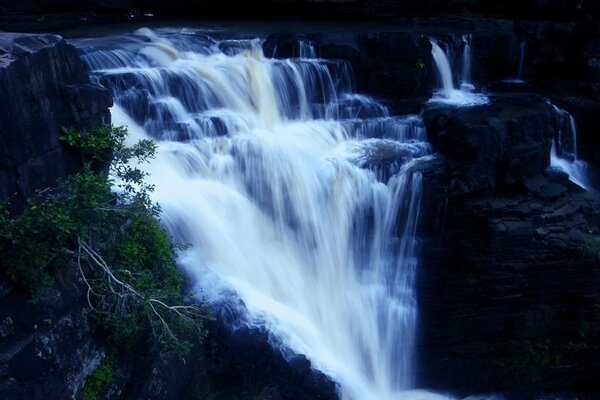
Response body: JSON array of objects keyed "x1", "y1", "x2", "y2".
[{"x1": 76, "y1": 236, "x2": 204, "y2": 346}]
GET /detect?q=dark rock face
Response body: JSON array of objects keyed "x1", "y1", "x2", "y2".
[
  {"x1": 0, "y1": 272, "x2": 105, "y2": 400},
  {"x1": 417, "y1": 172, "x2": 600, "y2": 394},
  {"x1": 0, "y1": 32, "x2": 112, "y2": 206},
  {"x1": 423, "y1": 96, "x2": 554, "y2": 194},
  {"x1": 203, "y1": 314, "x2": 339, "y2": 400},
  {"x1": 415, "y1": 98, "x2": 600, "y2": 394}
]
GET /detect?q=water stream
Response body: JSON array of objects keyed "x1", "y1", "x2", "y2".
[
  {"x1": 460, "y1": 34, "x2": 473, "y2": 90},
  {"x1": 75, "y1": 27, "x2": 433, "y2": 400},
  {"x1": 550, "y1": 103, "x2": 593, "y2": 191},
  {"x1": 428, "y1": 38, "x2": 488, "y2": 107},
  {"x1": 504, "y1": 39, "x2": 526, "y2": 84}
]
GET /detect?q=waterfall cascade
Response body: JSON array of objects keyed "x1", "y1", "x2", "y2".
[
  {"x1": 75, "y1": 27, "x2": 434, "y2": 400},
  {"x1": 459, "y1": 34, "x2": 473, "y2": 90},
  {"x1": 550, "y1": 103, "x2": 593, "y2": 191},
  {"x1": 504, "y1": 39, "x2": 526, "y2": 84},
  {"x1": 428, "y1": 38, "x2": 489, "y2": 106}
]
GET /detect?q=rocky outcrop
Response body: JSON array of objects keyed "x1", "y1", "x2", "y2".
[
  {"x1": 0, "y1": 273, "x2": 105, "y2": 400},
  {"x1": 423, "y1": 96, "x2": 554, "y2": 194},
  {"x1": 415, "y1": 99, "x2": 600, "y2": 395},
  {"x1": 0, "y1": 32, "x2": 112, "y2": 206},
  {"x1": 0, "y1": 31, "x2": 111, "y2": 399}
]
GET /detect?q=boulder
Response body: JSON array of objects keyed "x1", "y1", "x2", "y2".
[{"x1": 423, "y1": 96, "x2": 554, "y2": 194}]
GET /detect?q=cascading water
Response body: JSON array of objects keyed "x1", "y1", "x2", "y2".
[
  {"x1": 549, "y1": 103, "x2": 593, "y2": 191},
  {"x1": 429, "y1": 38, "x2": 489, "y2": 106},
  {"x1": 504, "y1": 39, "x2": 526, "y2": 84},
  {"x1": 75, "y1": 27, "x2": 435, "y2": 400},
  {"x1": 460, "y1": 35, "x2": 473, "y2": 90},
  {"x1": 515, "y1": 40, "x2": 526, "y2": 82}
]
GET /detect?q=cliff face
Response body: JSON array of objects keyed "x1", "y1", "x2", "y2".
[
  {"x1": 416, "y1": 99, "x2": 600, "y2": 395},
  {"x1": 0, "y1": 33, "x2": 111, "y2": 206},
  {"x1": 0, "y1": 32, "x2": 111, "y2": 399}
]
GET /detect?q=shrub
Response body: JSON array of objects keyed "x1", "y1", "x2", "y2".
[{"x1": 0, "y1": 125, "x2": 208, "y2": 354}]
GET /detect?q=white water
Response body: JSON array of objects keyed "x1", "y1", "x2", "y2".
[
  {"x1": 503, "y1": 39, "x2": 526, "y2": 84},
  {"x1": 77, "y1": 27, "x2": 438, "y2": 400},
  {"x1": 549, "y1": 104, "x2": 593, "y2": 191},
  {"x1": 429, "y1": 38, "x2": 489, "y2": 106},
  {"x1": 460, "y1": 35, "x2": 474, "y2": 90}
]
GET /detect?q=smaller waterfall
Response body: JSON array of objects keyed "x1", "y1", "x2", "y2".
[
  {"x1": 460, "y1": 35, "x2": 474, "y2": 90},
  {"x1": 550, "y1": 104, "x2": 593, "y2": 191},
  {"x1": 504, "y1": 39, "x2": 526, "y2": 84},
  {"x1": 516, "y1": 40, "x2": 526, "y2": 81},
  {"x1": 428, "y1": 38, "x2": 488, "y2": 107},
  {"x1": 430, "y1": 40, "x2": 454, "y2": 97}
]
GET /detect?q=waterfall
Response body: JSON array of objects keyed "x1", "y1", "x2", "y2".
[
  {"x1": 549, "y1": 103, "x2": 592, "y2": 191},
  {"x1": 460, "y1": 34, "x2": 474, "y2": 90},
  {"x1": 429, "y1": 38, "x2": 488, "y2": 107},
  {"x1": 516, "y1": 40, "x2": 526, "y2": 82},
  {"x1": 504, "y1": 39, "x2": 526, "y2": 84},
  {"x1": 430, "y1": 40, "x2": 455, "y2": 98},
  {"x1": 75, "y1": 27, "x2": 434, "y2": 400}
]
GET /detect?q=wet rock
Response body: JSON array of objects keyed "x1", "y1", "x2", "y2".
[
  {"x1": 0, "y1": 32, "x2": 112, "y2": 207},
  {"x1": 263, "y1": 31, "x2": 432, "y2": 112},
  {"x1": 423, "y1": 95, "x2": 554, "y2": 194},
  {"x1": 416, "y1": 162, "x2": 600, "y2": 394},
  {"x1": 0, "y1": 274, "x2": 105, "y2": 400},
  {"x1": 208, "y1": 319, "x2": 339, "y2": 400},
  {"x1": 540, "y1": 182, "x2": 567, "y2": 198},
  {"x1": 0, "y1": 317, "x2": 13, "y2": 338}
]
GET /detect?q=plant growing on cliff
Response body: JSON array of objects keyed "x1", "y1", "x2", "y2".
[
  {"x1": 0, "y1": 125, "x2": 209, "y2": 354},
  {"x1": 81, "y1": 352, "x2": 116, "y2": 400},
  {"x1": 578, "y1": 236, "x2": 600, "y2": 262}
]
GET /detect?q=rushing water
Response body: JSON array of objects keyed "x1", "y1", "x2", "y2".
[
  {"x1": 503, "y1": 39, "x2": 526, "y2": 84},
  {"x1": 76, "y1": 27, "x2": 433, "y2": 400},
  {"x1": 428, "y1": 38, "x2": 488, "y2": 107},
  {"x1": 549, "y1": 103, "x2": 593, "y2": 191},
  {"x1": 460, "y1": 34, "x2": 473, "y2": 90}
]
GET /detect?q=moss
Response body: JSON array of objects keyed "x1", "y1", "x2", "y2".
[{"x1": 81, "y1": 353, "x2": 116, "y2": 400}]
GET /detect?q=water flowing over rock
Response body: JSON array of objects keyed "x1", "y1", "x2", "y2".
[
  {"x1": 1, "y1": 15, "x2": 600, "y2": 400},
  {"x1": 76, "y1": 27, "x2": 431, "y2": 400}
]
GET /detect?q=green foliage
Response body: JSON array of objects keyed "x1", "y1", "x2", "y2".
[
  {"x1": 60, "y1": 125, "x2": 123, "y2": 163},
  {"x1": 415, "y1": 59, "x2": 426, "y2": 69},
  {"x1": 578, "y1": 237, "x2": 600, "y2": 260},
  {"x1": 1, "y1": 125, "x2": 208, "y2": 354},
  {"x1": 81, "y1": 353, "x2": 116, "y2": 400}
]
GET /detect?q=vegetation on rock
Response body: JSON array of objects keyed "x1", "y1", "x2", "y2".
[{"x1": 0, "y1": 124, "x2": 209, "y2": 355}]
